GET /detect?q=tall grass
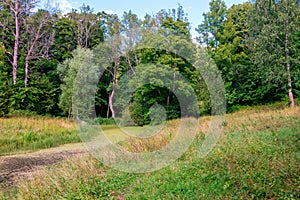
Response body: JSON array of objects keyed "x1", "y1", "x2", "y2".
[
  {"x1": 223, "y1": 106, "x2": 300, "y2": 134},
  {"x1": 0, "y1": 117, "x2": 80, "y2": 155},
  {"x1": 120, "y1": 106, "x2": 299, "y2": 153},
  {"x1": 3, "y1": 105, "x2": 300, "y2": 199},
  {"x1": 123, "y1": 128, "x2": 299, "y2": 199}
]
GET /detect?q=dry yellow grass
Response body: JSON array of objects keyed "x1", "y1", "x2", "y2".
[
  {"x1": 17, "y1": 154, "x2": 106, "y2": 200},
  {"x1": 223, "y1": 106, "x2": 300, "y2": 133},
  {"x1": 121, "y1": 106, "x2": 300, "y2": 153}
]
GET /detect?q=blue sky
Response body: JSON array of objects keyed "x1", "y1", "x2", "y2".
[{"x1": 45, "y1": 0, "x2": 246, "y2": 36}]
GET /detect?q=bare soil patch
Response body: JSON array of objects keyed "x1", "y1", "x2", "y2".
[{"x1": 0, "y1": 144, "x2": 87, "y2": 190}]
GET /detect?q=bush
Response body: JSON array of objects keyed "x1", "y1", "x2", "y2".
[
  {"x1": 0, "y1": 74, "x2": 12, "y2": 117},
  {"x1": 9, "y1": 75, "x2": 57, "y2": 115}
]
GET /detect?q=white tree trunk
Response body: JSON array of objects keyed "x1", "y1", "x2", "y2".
[
  {"x1": 12, "y1": 1, "x2": 20, "y2": 85},
  {"x1": 109, "y1": 62, "x2": 118, "y2": 118},
  {"x1": 24, "y1": 58, "x2": 29, "y2": 87},
  {"x1": 285, "y1": 9, "x2": 295, "y2": 108}
]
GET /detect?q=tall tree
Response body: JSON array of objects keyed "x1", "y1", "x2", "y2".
[
  {"x1": 248, "y1": 0, "x2": 300, "y2": 108},
  {"x1": 52, "y1": 15, "x2": 77, "y2": 62},
  {"x1": 0, "y1": 42, "x2": 11, "y2": 116},
  {"x1": 0, "y1": 0, "x2": 38, "y2": 85},
  {"x1": 23, "y1": 9, "x2": 55, "y2": 87},
  {"x1": 121, "y1": 10, "x2": 140, "y2": 74},
  {"x1": 67, "y1": 5, "x2": 104, "y2": 48},
  {"x1": 112, "y1": 6, "x2": 210, "y2": 125},
  {"x1": 295, "y1": 31, "x2": 300, "y2": 97},
  {"x1": 57, "y1": 47, "x2": 95, "y2": 118},
  {"x1": 196, "y1": 0, "x2": 227, "y2": 48},
  {"x1": 99, "y1": 13, "x2": 121, "y2": 118},
  {"x1": 214, "y1": 2, "x2": 256, "y2": 106}
]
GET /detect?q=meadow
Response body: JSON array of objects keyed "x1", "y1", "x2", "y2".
[
  {"x1": 0, "y1": 103, "x2": 299, "y2": 199},
  {"x1": 0, "y1": 117, "x2": 80, "y2": 156}
]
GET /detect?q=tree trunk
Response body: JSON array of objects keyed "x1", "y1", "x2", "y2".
[
  {"x1": 109, "y1": 62, "x2": 118, "y2": 118},
  {"x1": 68, "y1": 107, "x2": 71, "y2": 119},
  {"x1": 285, "y1": 9, "x2": 295, "y2": 108},
  {"x1": 288, "y1": 79, "x2": 294, "y2": 108},
  {"x1": 106, "y1": 104, "x2": 110, "y2": 119},
  {"x1": 108, "y1": 90, "x2": 115, "y2": 118},
  {"x1": 166, "y1": 93, "x2": 170, "y2": 106},
  {"x1": 126, "y1": 54, "x2": 136, "y2": 75},
  {"x1": 12, "y1": 1, "x2": 20, "y2": 85},
  {"x1": 24, "y1": 58, "x2": 29, "y2": 87}
]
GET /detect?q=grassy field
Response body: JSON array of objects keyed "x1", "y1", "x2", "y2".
[
  {"x1": 0, "y1": 116, "x2": 167, "y2": 156},
  {"x1": 0, "y1": 117, "x2": 80, "y2": 156},
  {"x1": 1, "y1": 104, "x2": 300, "y2": 199}
]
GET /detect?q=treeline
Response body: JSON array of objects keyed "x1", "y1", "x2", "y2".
[
  {"x1": 197, "y1": 0, "x2": 300, "y2": 109},
  {"x1": 0, "y1": 0, "x2": 299, "y2": 123}
]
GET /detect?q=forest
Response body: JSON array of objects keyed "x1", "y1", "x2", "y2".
[{"x1": 0, "y1": 0, "x2": 299, "y2": 123}]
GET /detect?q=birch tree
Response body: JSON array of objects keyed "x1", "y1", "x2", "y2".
[
  {"x1": 23, "y1": 9, "x2": 55, "y2": 87},
  {"x1": 248, "y1": 0, "x2": 300, "y2": 108},
  {"x1": 67, "y1": 5, "x2": 104, "y2": 48},
  {"x1": 0, "y1": 0, "x2": 37, "y2": 85}
]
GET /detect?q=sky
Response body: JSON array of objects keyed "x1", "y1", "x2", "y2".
[{"x1": 42, "y1": 0, "x2": 247, "y2": 37}]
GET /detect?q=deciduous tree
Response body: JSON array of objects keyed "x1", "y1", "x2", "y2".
[
  {"x1": 23, "y1": 9, "x2": 55, "y2": 87},
  {"x1": 0, "y1": 0, "x2": 38, "y2": 84},
  {"x1": 196, "y1": 0, "x2": 227, "y2": 48},
  {"x1": 248, "y1": 0, "x2": 300, "y2": 108}
]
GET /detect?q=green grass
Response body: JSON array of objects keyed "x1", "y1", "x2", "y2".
[
  {"x1": 0, "y1": 116, "x2": 165, "y2": 156},
  {"x1": 0, "y1": 117, "x2": 80, "y2": 155},
  {"x1": 13, "y1": 127, "x2": 299, "y2": 200},
  {"x1": 1, "y1": 105, "x2": 300, "y2": 199},
  {"x1": 124, "y1": 128, "x2": 299, "y2": 199}
]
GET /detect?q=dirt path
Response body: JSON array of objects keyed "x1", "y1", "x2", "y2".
[{"x1": 0, "y1": 143, "x2": 87, "y2": 190}]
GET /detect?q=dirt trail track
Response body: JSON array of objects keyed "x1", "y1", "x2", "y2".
[{"x1": 0, "y1": 143, "x2": 87, "y2": 189}]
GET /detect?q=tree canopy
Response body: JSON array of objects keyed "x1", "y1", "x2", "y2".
[{"x1": 0, "y1": 0, "x2": 299, "y2": 120}]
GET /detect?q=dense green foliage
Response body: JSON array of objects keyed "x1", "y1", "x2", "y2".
[
  {"x1": 0, "y1": 0, "x2": 299, "y2": 122},
  {"x1": 197, "y1": 0, "x2": 300, "y2": 109}
]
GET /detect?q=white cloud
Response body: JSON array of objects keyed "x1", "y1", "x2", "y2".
[
  {"x1": 55, "y1": 0, "x2": 74, "y2": 13},
  {"x1": 37, "y1": 0, "x2": 75, "y2": 13},
  {"x1": 105, "y1": 10, "x2": 117, "y2": 15}
]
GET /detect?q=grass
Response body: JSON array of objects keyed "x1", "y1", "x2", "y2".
[
  {"x1": 124, "y1": 128, "x2": 299, "y2": 199},
  {"x1": 1, "y1": 104, "x2": 300, "y2": 199},
  {"x1": 0, "y1": 116, "x2": 80, "y2": 155}
]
